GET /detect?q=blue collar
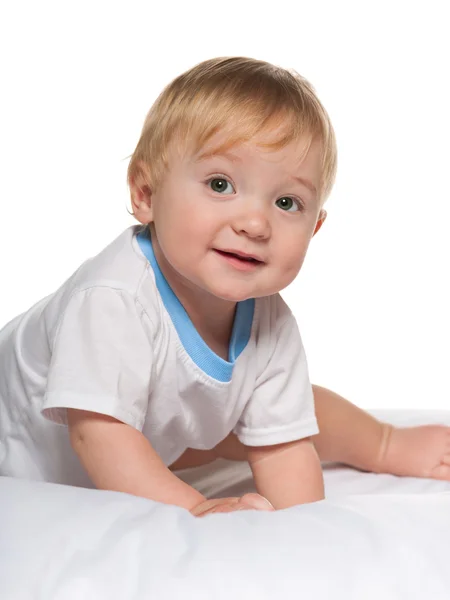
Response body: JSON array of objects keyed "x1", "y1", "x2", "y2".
[{"x1": 136, "y1": 228, "x2": 254, "y2": 382}]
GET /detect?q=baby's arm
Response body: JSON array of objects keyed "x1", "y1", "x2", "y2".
[
  {"x1": 246, "y1": 437, "x2": 324, "y2": 509},
  {"x1": 68, "y1": 410, "x2": 274, "y2": 516},
  {"x1": 68, "y1": 409, "x2": 206, "y2": 510}
]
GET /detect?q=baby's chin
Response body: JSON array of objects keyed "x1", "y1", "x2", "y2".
[
  {"x1": 189, "y1": 268, "x2": 296, "y2": 302},
  {"x1": 208, "y1": 283, "x2": 285, "y2": 303}
]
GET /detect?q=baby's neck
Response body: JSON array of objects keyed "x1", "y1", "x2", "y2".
[{"x1": 184, "y1": 297, "x2": 236, "y2": 361}]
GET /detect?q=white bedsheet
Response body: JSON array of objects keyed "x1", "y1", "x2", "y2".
[{"x1": 1, "y1": 410, "x2": 450, "y2": 599}]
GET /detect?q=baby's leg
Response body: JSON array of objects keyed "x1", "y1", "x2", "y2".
[
  {"x1": 171, "y1": 385, "x2": 450, "y2": 481},
  {"x1": 168, "y1": 448, "x2": 219, "y2": 471},
  {"x1": 312, "y1": 384, "x2": 450, "y2": 480},
  {"x1": 169, "y1": 432, "x2": 250, "y2": 471}
]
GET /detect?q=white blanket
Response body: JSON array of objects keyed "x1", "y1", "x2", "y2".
[{"x1": 1, "y1": 410, "x2": 450, "y2": 599}]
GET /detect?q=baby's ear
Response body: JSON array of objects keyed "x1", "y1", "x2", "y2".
[
  {"x1": 313, "y1": 209, "x2": 327, "y2": 237},
  {"x1": 130, "y1": 162, "x2": 153, "y2": 224}
]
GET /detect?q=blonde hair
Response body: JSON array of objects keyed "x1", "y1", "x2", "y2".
[{"x1": 127, "y1": 56, "x2": 337, "y2": 203}]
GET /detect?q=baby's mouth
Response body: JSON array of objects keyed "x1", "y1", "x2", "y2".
[{"x1": 214, "y1": 249, "x2": 265, "y2": 265}]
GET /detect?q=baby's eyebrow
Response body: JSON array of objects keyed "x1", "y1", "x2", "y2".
[
  {"x1": 290, "y1": 175, "x2": 317, "y2": 195},
  {"x1": 194, "y1": 151, "x2": 242, "y2": 164}
]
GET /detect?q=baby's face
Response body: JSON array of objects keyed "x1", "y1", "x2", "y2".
[{"x1": 146, "y1": 133, "x2": 325, "y2": 302}]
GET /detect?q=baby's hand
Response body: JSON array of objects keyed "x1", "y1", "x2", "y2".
[{"x1": 190, "y1": 493, "x2": 274, "y2": 517}]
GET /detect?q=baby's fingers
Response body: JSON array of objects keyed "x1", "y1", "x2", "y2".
[
  {"x1": 198, "y1": 502, "x2": 253, "y2": 516},
  {"x1": 192, "y1": 494, "x2": 274, "y2": 517},
  {"x1": 190, "y1": 496, "x2": 241, "y2": 517},
  {"x1": 240, "y1": 493, "x2": 275, "y2": 511}
]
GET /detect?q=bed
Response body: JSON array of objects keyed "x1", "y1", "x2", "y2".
[{"x1": 1, "y1": 410, "x2": 450, "y2": 599}]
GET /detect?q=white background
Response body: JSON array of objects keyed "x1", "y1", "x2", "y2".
[{"x1": 0, "y1": 1, "x2": 448, "y2": 410}]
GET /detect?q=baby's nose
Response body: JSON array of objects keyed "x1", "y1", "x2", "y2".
[{"x1": 232, "y1": 211, "x2": 271, "y2": 239}]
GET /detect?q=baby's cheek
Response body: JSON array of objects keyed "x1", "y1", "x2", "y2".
[
  {"x1": 282, "y1": 252, "x2": 306, "y2": 281},
  {"x1": 169, "y1": 215, "x2": 199, "y2": 244}
]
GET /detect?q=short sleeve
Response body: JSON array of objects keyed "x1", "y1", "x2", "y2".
[
  {"x1": 42, "y1": 287, "x2": 153, "y2": 430},
  {"x1": 233, "y1": 300, "x2": 319, "y2": 446}
]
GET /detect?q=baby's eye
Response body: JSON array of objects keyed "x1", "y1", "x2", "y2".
[
  {"x1": 208, "y1": 178, "x2": 235, "y2": 195},
  {"x1": 275, "y1": 197, "x2": 301, "y2": 212}
]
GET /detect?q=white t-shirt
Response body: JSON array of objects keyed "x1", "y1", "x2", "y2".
[{"x1": 0, "y1": 225, "x2": 318, "y2": 486}]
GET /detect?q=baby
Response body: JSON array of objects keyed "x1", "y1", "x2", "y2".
[{"x1": 1, "y1": 57, "x2": 449, "y2": 517}]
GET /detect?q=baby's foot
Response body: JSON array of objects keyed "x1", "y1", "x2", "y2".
[{"x1": 377, "y1": 423, "x2": 450, "y2": 480}]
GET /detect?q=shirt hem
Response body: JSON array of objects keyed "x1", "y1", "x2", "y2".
[
  {"x1": 42, "y1": 392, "x2": 145, "y2": 431},
  {"x1": 234, "y1": 417, "x2": 319, "y2": 446}
]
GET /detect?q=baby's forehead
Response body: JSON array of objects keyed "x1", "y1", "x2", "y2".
[{"x1": 190, "y1": 136, "x2": 320, "y2": 171}]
